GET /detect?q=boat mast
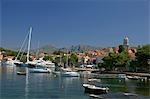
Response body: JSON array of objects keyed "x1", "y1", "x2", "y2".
[
  {"x1": 66, "y1": 49, "x2": 68, "y2": 67},
  {"x1": 15, "y1": 31, "x2": 29, "y2": 61},
  {"x1": 27, "y1": 27, "x2": 32, "y2": 63}
]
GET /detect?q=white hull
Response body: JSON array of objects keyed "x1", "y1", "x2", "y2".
[
  {"x1": 29, "y1": 68, "x2": 51, "y2": 73},
  {"x1": 83, "y1": 84, "x2": 109, "y2": 94},
  {"x1": 27, "y1": 60, "x2": 55, "y2": 71},
  {"x1": 61, "y1": 71, "x2": 80, "y2": 77}
]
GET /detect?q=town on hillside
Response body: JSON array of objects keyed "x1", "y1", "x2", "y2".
[{"x1": 0, "y1": 36, "x2": 150, "y2": 73}]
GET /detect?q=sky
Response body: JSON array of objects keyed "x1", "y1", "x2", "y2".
[{"x1": 1, "y1": 0, "x2": 149, "y2": 49}]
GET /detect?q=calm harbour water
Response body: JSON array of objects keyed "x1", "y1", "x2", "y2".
[{"x1": 0, "y1": 66, "x2": 150, "y2": 99}]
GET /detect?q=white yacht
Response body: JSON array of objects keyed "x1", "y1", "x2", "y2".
[
  {"x1": 27, "y1": 59, "x2": 55, "y2": 72},
  {"x1": 4, "y1": 58, "x2": 16, "y2": 66},
  {"x1": 62, "y1": 71, "x2": 80, "y2": 77},
  {"x1": 61, "y1": 68, "x2": 80, "y2": 77},
  {"x1": 29, "y1": 66, "x2": 51, "y2": 73},
  {"x1": 23, "y1": 27, "x2": 52, "y2": 73},
  {"x1": 60, "y1": 50, "x2": 80, "y2": 77}
]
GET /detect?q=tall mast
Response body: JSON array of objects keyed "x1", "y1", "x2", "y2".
[
  {"x1": 66, "y1": 49, "x2": 68, "y2": 67},
  {"x1": 15, "y1": 31, "x2": 29, "y2": 61},
  {"x1": 27, "y1": 27, "x2": 32, "y2": 63}
]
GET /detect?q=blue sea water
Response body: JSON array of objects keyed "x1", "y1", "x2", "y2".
[
  {"x1": 0, "y1": 66, "x2": 150, "y2": 99},
  {"x1": 0, "y1": 66, "x2": 88, "y2": 99}
]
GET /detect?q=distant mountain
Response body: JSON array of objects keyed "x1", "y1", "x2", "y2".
[
  {"x1": 31, "y1": 44, "x2": 58, "y2": 54},
  {"x1": 9, "y1": 44, "x2": 102, "y2": 54},
  {"x1": 60, "y1": 44, "x2": 102, "y2": 52}
]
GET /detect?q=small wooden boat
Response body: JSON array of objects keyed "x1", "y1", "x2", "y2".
[
  {"x1": 17, "y1": 71, "x2": 26, "y2": 75},
  {"x1": 83, "y1": 84, "x2": 109, "y2": 94}
]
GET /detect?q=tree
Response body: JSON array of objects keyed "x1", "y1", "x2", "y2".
[
  {"x1": 116, "y1": 51, "x2": 129, "y2": 66},
  {"x1": 116, "y1": 51, "x2": 130, "y2": 71},
  {"x1": 0, "y1": 47, "x2": 5, "y2": 51},
  {"x1": 102, "y1": 52, "x2": 117, "y2": 70},
  {"x1": 6, "y1": 51, "x2": 18, "y2": 56},
  {"x1": 43, "y1": 56, "x2": 53, "y2": 61},
  {"x1": 135, "y1": 44, "x2": 150, "y2": 72},
  {"x1": 53, "y1": 50, "x2": 65, "y2": 55},
  {"x1": 118, "y1": 45, "x2": 125, "y2": 53},
  {"x1": 101, "y1": 51, "x2": 130, "y2": 71},
  {"x1": 69, "y1": 53, "x2": 78, "y2": 67},
  {"x1": 129, "y1": 60, "x2": 138, "y2": 72}
]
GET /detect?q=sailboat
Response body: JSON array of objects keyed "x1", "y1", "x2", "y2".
[
  {"x1": 16, "y1": 27, "x2": 32, "y2": 75},
  {"x1": 16, "y1": 27, "x2": 51, "y2": 74},
  {"x1": 25, "y1": 27, "x2": 51, "y2": 73},
  {"x1": 14, "y1": 28, "x2": 30, "y2": 67},
  {"x1": 61, "y1": 50, "x2": 80, "y2": 77}
]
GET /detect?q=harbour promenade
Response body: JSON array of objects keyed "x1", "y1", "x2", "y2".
[
  {"x1": 125, "y1": 72, "x2": 150, "y2": 78},
  {"x1": 102, "y1": 71, "x2": 150, "y2": 79},
  {"x1": 74, "y1": 67, "x2": 150, "y2": 79}
]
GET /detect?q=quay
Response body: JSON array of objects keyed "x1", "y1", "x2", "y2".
[
  {"x1": 125, "y1": 72, "x2": 150, "y2": 79},
  {"x1": 102, "y1": 71, "x2": 150, "y2": 79},
  {"x1": 73, "y1": 68, "x2": 150, "y2": 80},
  {"x1": 74, "y1": 68, "x2": 150, "y2": 78},
  {"x1": 74, "y1": 68, "x2": 99, "y2": 72}
]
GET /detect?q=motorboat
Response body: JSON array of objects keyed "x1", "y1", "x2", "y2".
[
  {"x1": 27, "y1": 59, "x2": 55, "y2": 71},
  {"x1": 62, "y1": 71, "x2": 80, "y2": 77},
  {"x1": 126, "y1": 75, "x2": 142, "y2": 80},
  {"x1": 3, "y1": 59, "x2": 15, "y2": 66},
  {"x1": 88, "y1": 79, "x2": 101, "y2": 82},
  {"x1": 43, "y1": 60, "x2": 55, "y2": 68},
  {"x1": 29, "y1": 67, "x2": 51, "y2": 73},
  {"x1": 83, "y1": 84, "x2": 109, "y2": 94},
  {"x1": 60, "y1": 67, "x2": 80, "y2": 77},
  {"x1": 17, "y1": 71, "x2": 26, "y2": 75}
]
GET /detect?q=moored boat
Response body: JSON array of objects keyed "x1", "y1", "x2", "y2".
[
  {"x1": 17, "y1": 71, "x2": 26, "y2": 75},
  {"x1": 88, "y1": 79, "x2": 101, "y2": 82},
  {"x1": 126, "y1": 75, "x2": 140, "y2": 80},
  {"x1": 26, "y1": 59, "x2": 55, "y2": 71},
  {"x1": 29, "y1": 67, "x2": 51, "y2": 73},
  {"x1": 62, "y1": 71, "x2": 80, "y2": 77},
  {"x1": 14, "y1": 62, "x2": 26, "y2": 67},
  {"x1": 83, "y1": 84, "x2": 109, "y2": 94},
  {"x1": 60, "y1": 67, "x2": 80, "y2": 77}
]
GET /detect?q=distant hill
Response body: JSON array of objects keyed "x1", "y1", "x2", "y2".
[
  {"x1": 31, "y1": 44, "x2": 58, "y2": 54},
  {"x1": 6, "y1": 44, "x2": 102, "y2": 54},
  {"x1": 59, "y1": 44, "x2": 102, "y2": 52}
]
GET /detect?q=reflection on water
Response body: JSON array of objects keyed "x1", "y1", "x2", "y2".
[
  {"x1": 99, "y1": 78, "x2": 150, "y2": 96},
  {"x1": 25, "y1": 68, "x2": 29, "y2": 99},
  {"x1": 0, "y1": 66, "x2": 150, "y2": 99},
  {"x1": 0, "y1": 66, "x2": 87, "y2": 99}
]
